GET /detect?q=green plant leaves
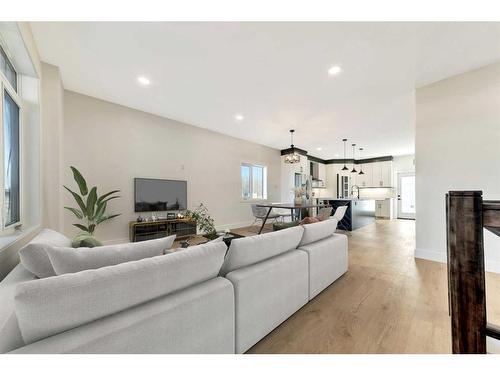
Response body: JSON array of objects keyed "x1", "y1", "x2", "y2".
[
  {"x1": 96, "y1": 213, "x2": 121, "y2": 225},
  {"x1": 65, "y1": 167, "x2": 121, "y2": 236},
  {"x1": 70, "y1": 166, "x2": 88, "y2": 196},
  {"x1": 64, "y1": 207, "x2": 83, "y2": 219},
  {"x1": 73, "y1": 223, "x2": 90, "y2": 232},
  {"x1": 86, "y1": 187, "x2": 97, "y2": 218},
  {"x1": 64, "y1": 186, "x2": 87, "y2": 214},
  {"x1": 97, "y1": 190, "x2": 120, "y2": 205}
]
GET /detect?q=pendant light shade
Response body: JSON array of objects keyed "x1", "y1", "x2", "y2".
[
  {"x1": 358, "y1": 147, "x2": 365, "y2": 175},
  {"x1": 351, "y1": 144, "x2": 357, "y2": 173},
  {"x1": 284, "y1": 129, "x2": 301, "y2": 164},
  {"x1": 341, "y1": 139, "x2": 349, "y2": 171}
]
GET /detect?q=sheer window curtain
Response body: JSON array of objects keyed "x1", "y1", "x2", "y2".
[{"x1": 3, "y1": 90, "x2": 20, "y2": 226}]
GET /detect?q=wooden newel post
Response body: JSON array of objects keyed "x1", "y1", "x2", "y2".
[{"x1": 446, "y1": 191, "x2": 487, "y2": 354}]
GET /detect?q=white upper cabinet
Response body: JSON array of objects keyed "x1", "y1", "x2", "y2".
[
  {"x1": 381, "y1": 161, "x2": 393, "y2": 187},
  {"x1": 355, "y1": 162, "x2": 372, "y2": 187},
  {"x1": 371, "y1": 161, "x2": 393, "y2": 187}
]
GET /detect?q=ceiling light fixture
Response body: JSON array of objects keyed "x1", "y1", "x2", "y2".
[
  {"x1": 328, "y1": 65, "x2": 342, "y2": 76},
  {"x1": 316, "y1": 147, "x2": 322, "y2": 151},
  {"x1": 284, "y1": 129, "x2": 301, "y2": 164},
  {"x1": 358, "y1": 148, "x2": 365, "y2": 175},
  {"x1": 137, "y1": 76, "x2": 150, "y2": 85},
  {"x1": 234, "y1": 114, "x2": 244, "y2": 121},
  {"x1": 341, "y1": 139, "x2": 349, "y2": 171},
  {"x1": 351, "y1": 144, "x2": 357, "y2": 173}
]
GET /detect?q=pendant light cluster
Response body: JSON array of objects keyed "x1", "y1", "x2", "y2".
[
  {"x1": 284, "y1": 129, "x2": 301, "y2": 164},
  {"x1": 341, "y1": 139, "x2": 366, "y2": 175}
]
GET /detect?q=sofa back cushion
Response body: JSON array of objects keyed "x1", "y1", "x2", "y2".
[
  {"x1": 299, "y1": 218, "x2": 338, "y2": 246},
  {"x1": 45, "y1": 235, "x2": 176, "y2": 275},
  {"x1": 14, "y1": 241, "x2": 227, "y2": 345},
  {"x1": 19, "y1": 229, "x2": 72, "y2": 278},
  {"x1": 219, "y1": 225, "x2": 304, "y2": 275},
  {"x1": 0, "y1": 264, "x2": 37, "y2": 353}
]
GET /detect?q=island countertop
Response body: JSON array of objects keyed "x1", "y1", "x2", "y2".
[{"x1": 314, "y1": 197, "x2": 376, "y2": 231}]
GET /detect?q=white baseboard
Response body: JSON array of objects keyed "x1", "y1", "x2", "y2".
[
  {"x1": 415, "y1": 248, "x2": 500, "y2": 274},
  {"x1": 486, "y1": 260, "x2": 500, "y2": 274},
  {"x1": 414, "y1": 248, "x2": 447, "y2": 264}
]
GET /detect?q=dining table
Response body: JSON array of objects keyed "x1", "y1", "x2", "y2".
[{"x1": 256, "y1": 203, "x2": 331, "y2": 234}]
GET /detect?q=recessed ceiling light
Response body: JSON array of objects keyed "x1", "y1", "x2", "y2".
[
  {"x1": 334, "y1": 154, "x2": 340, "y2": 157},
  {"x1": 316, "y1": 147, "x2": 323, "y2": 151},
  {"x1": 137, "y1": 76, "x2": 150, "y2": 85},
  {"x1": 328, "y1": 65, "x2": 342, "y2": 76},
  {"x1": 234, "y1": 114, "x2": 244, "y2": 121}
]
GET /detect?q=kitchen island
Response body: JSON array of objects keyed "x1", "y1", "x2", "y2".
[{"x1": 315, "y1": 198, "x2": 376, "y2": 231}]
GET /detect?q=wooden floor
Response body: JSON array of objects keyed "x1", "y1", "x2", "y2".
[{"x1": 229, "y1": 219, "x2": 500, "y2": 354}]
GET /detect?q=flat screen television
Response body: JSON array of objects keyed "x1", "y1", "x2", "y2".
[{"x1": 134, "y1": 178, "x2": 187, "y2": 212}]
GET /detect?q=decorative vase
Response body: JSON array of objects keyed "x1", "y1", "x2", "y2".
[{"x1": 294, "y1": 197, "x2": 302, "y2": 206}]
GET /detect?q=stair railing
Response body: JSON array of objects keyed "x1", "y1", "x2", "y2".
[{"x1": 446, "y1": 191, "x2": 500, "y2": 353}]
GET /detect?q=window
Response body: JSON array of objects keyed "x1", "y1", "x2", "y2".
[
  {"x1": 0, "y1": 45, "x2": 17, "y2": 92},
  {"x1": 0, "y1": 44, "x2": 21, "y2": 228},
  {"x1": 3, "y1": 91, "x2": 20, "y2": 226},
  {"x1": 241, "y1": 163, "x2": 267, "y2": 200}
]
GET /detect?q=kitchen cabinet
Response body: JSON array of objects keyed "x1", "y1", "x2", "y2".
[
  {"x1": 311, "y1": 161, "x2": 327, "y2": 188},
  {"x1": 371, "y1": 161, "x2": 393, "y2": 187},
  {"x1": 355, "y1": 163, "x2": 372, "y2": 187},
  {"x1": 375, "y1": 199, "x2": 392, "y2": 218}
]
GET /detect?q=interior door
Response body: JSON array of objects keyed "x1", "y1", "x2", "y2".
[{"x1": 397, "y1": 172, "x2": 415, "y2": 219}]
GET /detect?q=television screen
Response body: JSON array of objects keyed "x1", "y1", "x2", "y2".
[{"x1": 134, "y1": 178, "x2": 187, "y2": 212}]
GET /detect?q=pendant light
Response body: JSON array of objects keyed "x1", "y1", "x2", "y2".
[
  {"x1": 284, "y1": 129, "x2": 301, "y2": 164},
  {"x1": 358, "y1": 147, "x2": 365, "y2": 175},
  {"x1": 351, "y1": 144, "x2": 357, "y2": 173},
  {"x1": 341, "y1": 139, "x2": 349, "y2": 171}
]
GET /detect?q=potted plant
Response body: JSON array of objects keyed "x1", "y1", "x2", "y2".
[
  {"x1": 64, "y1": 166, "x2": 121, "y2": 247},
  {"x1": 184, "y1": 203, "x2": 218, "y2": 240}
]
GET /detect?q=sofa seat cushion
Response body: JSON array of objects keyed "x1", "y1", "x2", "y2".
[
  {"x1": 45, "y1": 235, "x2": 176, "y2": 275},
  {"x1": 225, "y1": 250, "x2": 309, "y2": 353},
  {"x1": 19, "y1": 229, "x2": 72, "y2": 278},
  {"x1": 0, "y1": 264, "x2": 36, "y2": 353},
  {"x1": 14, "y1": 241, "x2": 227, "y2": 345},
  {"x1": 220, "y1": 225, "x2": 304, "y2": 275},
  {"x1": 298, "y1": 218, "x2": 338, "y2": 247},
  {"x1": 298, "y1": 233, "x2": 348, "y2": 299},
  {"x1": 11, "y1": 278, "x2": 235, "y2": 354}
]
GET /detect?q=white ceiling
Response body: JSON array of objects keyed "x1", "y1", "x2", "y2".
[{"x1": 30, "y1": 22, "x2": 500, "y2": 159}]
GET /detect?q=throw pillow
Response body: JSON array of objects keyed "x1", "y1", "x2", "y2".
[
  {"x1": 19, "y1": 229, "x2": 72, "y2": 278},
  {"x1": 45, "y1": 235, "x2": 176, "y2": 275}
]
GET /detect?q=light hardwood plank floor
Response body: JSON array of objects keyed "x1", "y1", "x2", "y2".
[{"x1": 229, "y1": 219, "x2": 500, "y2": 354}]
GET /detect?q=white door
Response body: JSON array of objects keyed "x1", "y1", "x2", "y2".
[{"x1": 397, "y1": 172, "x2": 415, "y2": 219}]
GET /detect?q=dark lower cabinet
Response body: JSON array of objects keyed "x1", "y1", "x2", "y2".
[
  {"x1": 129, "y1": 219, "x2": 197, "y2": 242},
  {"x1": 320, "y1": 199, "x2": 376, "y2": 231}
]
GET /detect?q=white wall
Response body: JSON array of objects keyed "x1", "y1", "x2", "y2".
[
  {"x1": 63, "y1": 91, "x2": 281, "y2": 243},
  {"x1": 415, "y1": 63, "x2": 500, "y2": 272}
]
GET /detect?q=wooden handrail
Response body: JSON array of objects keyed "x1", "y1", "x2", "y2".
[
  {"x1": 486, "y1": 324, "x2": 500, "y2": 341},
  {"x1": 446, "y1": 191, "x2": 500, "y2": 354},
  {"x1": 483, "y1": 200, "x2": 500, "y2": 237}
]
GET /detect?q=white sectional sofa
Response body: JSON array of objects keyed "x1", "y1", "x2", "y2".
[{"x1": 0, "y1": 219, "x2": 348, "y2": 354}]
